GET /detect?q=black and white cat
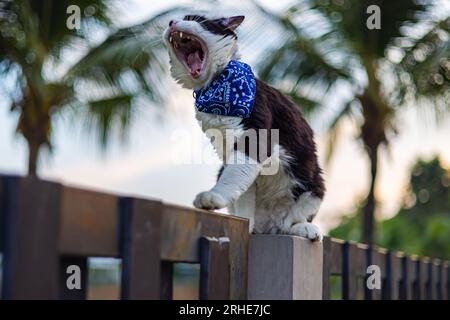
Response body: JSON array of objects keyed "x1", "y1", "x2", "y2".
[{"x1": 163, "y1": 15, "x2": 325, "y2": 241}]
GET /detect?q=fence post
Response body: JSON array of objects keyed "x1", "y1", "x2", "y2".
[
  {"x1": 342, "y1": 242, "x2": 367, "y2": 300},
  {"x1": 433, "y1": 259, "x2": 442, "y2": 300},
  {"x1": 199, "y1": 236, "x2": 230, "y2": 300},
  {"x1": 1, "y1": 176, "x2": 61, "y2": 299},
  {"x1": 119, "y1": 198, "x2": 163, "y2": 300},
  {"x1": 322, "y1": 237, "x2": 344, "y2": 300},
  {"x1": 444, "y1": 262, "x2": 450, "y2": 300},
  {"x1": 248, "y1": 234, "x2": 323, "y2": 300}
]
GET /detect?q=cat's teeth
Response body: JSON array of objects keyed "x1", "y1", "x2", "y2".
[
  {"x1": 180, "y1": 32, "x2": 183, "y2": 38},
  {"x1": 169, "y1": 36, "x2": 173, "y2": 42}
]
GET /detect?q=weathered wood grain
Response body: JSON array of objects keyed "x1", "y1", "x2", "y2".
[
  {"x1": 248, "y1": 234, "x2": 323, "y2": 300},
  {"x1": 199, "y1": 236, "x2": 230, "y2": 300},
  {"x1": 59, "y1": 186, "x2": 119, "y2": 257}
]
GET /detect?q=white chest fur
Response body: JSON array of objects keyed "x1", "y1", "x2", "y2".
[{"x1": 195, "y1": 111, "x2": 244, "y2": 161}]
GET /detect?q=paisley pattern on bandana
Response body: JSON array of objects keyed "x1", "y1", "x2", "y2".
[{"x1": 194, "y1": 60, "x2": 256, "y2": 118}]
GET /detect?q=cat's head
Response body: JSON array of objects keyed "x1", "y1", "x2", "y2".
[{"x1": 163, "y1": 14, "x2": 245, "y2": 90}]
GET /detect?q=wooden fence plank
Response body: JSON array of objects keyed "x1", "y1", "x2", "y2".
[
  {"x1": 399, "y1": 255, "x2": 408, "y2": 299},
  {"x1": 444, "y1": 262, "x2": 450, "y2": 300},
  {"x1": 343, "y1": 242, "x2": 367, "y2": 300},
  {"x1": 420, "y1": 258, "x2": 431, "y2": 300},
  {"x1": 385, "y1": 251, "x2": 403, "y2": 300},
  {"x1": 367, "y1": 247, "x2": 386, "y2": 300},
  {"x1": 160, "y1": 204, "x2": 248, "y2": 299},
  {"x1": 406, "y1": 257, "x2": 420, "y2": 300},
  {"x1": 199, "y1": 236, "x2": 230, "y2": 300},
  {"x1": 433, "y1": 260, "x2": 442, "y2": 300},
  {"x1": 120, "y1": 198, "x2": 162, "y2": 300},
  {"x1": 160, "y1": 261, "x2": 174, "y2": 300},
  {"x1": 59, "y1": 256, "x2": 88, "y2": 300},
  {"x1": 322, "y1": 237, "x2": 344, "y2": 300},
  {"x1": 58, "y1": 194, "x2": 249, "y2": 299},
  {"x1": 1, "y1": 176, "x2": 61, "y2": 299},
  {"x1": 2, "y1": 174, "x2": 448, "y2": 301},
  {"x1": 59, "y1": 186, "x2": 119, "y2": 257}
]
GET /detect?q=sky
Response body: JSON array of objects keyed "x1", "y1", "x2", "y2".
[{"x1": 0, "y1": 0, "x2": 449, "y2": 233}]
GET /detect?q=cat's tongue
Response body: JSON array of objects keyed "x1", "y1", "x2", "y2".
[{"x1": 186, "y1": 51, "x2": 202, "y2": 78}]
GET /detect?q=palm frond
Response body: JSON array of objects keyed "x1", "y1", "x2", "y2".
[
  {"x1": 65, "y1": 7, "x2": 184, "y2": 104},
  {"x1": 311, "y1": 0, "x2": 433, "y2": 57},
  {"x1": 288, "y1": 91, "x2": 321, "y2": 117},
  {"x1": 84, "y1": 94, "x2": 134, "y2": 148},
  {"x1": 401, "y1": 17, "x2": 450, "y2": 98},
  {"x1": 254, "y1": 1, "x2": 351, "y2": 97},
  {"x1": 324, "y1": 98, "x2": 357, "y2": 165},
  {"x1": 63, "y1": 6, "x2": 187, "y2": 148}
]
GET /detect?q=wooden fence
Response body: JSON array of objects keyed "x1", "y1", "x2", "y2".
[{"x1": 0, "y1": 175, "x2": 448, "y2": 300}]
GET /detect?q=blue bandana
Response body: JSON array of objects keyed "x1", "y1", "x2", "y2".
[{"x1": 194, "y1": 60, "x2": 256, "y2": 118}]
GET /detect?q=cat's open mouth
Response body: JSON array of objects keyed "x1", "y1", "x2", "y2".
[{"x1": 169, "y1": 31, "x2": 207, "y2": 78}]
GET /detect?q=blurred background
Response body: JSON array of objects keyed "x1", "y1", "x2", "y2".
[{"x1": 0, "y1": 0, "x2": 449, "y2": 299}]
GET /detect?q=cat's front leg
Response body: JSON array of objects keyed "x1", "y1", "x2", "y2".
[{"x1": 194, "y1": 152, "x2": 261, "y2": 210}]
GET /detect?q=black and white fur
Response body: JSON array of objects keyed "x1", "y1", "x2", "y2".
[{"x1": 163, "y1": 15, "x2": 325, "y2": 241}]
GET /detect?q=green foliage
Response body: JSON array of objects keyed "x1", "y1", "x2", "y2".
[
  {"x1": 256, "y1": 0, "x2": 450, "y2": 244},
  {"x1": 0, "y1": 0, "x2": 180, "y2": 173},
  {"x1": 257, "y1": 0, "x2": 450, "y2": 120},
  {"x1": 330, "y1": 156, "x2": 450, "y2": 259}
]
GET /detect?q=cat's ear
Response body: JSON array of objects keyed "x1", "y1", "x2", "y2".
[{"x1": 218, "y1": 16, "x2": 245, "y2": 31}]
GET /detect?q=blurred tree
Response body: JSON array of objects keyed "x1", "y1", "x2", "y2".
[
  {"x1": 254, "y1": 0, "x2": 450, "y2": 244},
  {"x1": 330, "y1": 156, "x2": 450, "y2": 259},
  {"x1": 0, "y1": 0, "x2": 179, "y2": 175}
]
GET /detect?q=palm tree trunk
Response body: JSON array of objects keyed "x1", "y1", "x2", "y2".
[
  {"x1": 27, "y1": 140, "x2": 40, "y2": 177},
  {"x1": 362, "y1": 143, "x2": 379, "y2": 245}
]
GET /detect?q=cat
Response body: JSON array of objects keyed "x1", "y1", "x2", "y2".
[{"x1": 163, "y1": 14, "x2": 325, "y2": 241}]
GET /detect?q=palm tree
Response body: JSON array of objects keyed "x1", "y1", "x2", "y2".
[
  {"x1": 254, "y1": 0, "x2": 450, "y2": 244},
  {"x1": 0, "y1": 0, "x2": 178, "y2": 176}
]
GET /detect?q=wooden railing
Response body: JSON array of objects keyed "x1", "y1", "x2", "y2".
[{"x1": 0, "y1": 175, "x2": 448, "y2": 300}]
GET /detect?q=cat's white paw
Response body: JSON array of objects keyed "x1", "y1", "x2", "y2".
[
  {"x1": 193, "y1": 191, "x2": 228, "y2": 210},
  {"x1": 290, "y1": 222, "x2": 323, "y2": 242}
]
